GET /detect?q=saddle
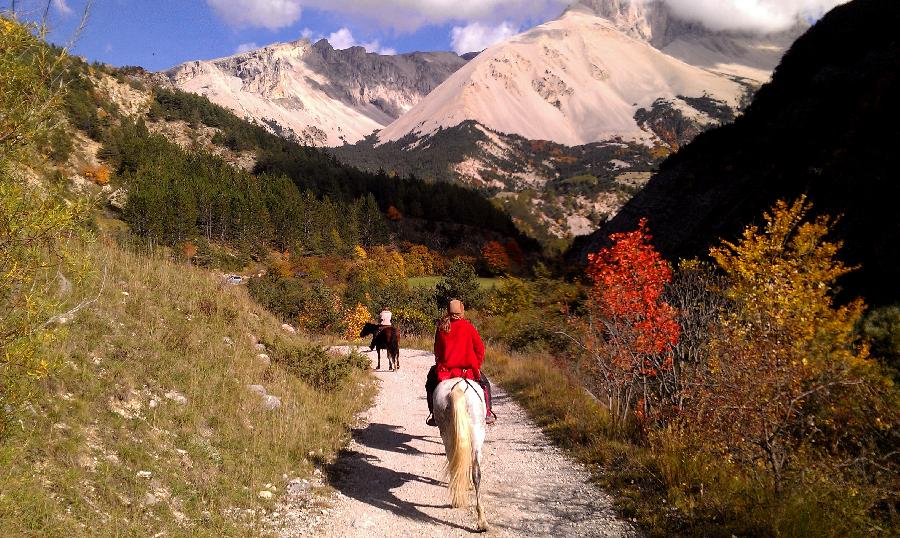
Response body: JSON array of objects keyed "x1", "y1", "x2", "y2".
[{"x1": 436, "y1": 365, "x2": 480, "y2": 382}]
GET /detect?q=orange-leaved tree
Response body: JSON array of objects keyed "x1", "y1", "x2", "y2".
[
  {"x1": 482, "y1": 241, "x2": 511, "y2": 275},
  {"x1": 584, "y1": 218, "x2": 680, "y2": 428}
]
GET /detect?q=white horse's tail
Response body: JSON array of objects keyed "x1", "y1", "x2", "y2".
[{"x1": 447, "y1": 384, "x2": 473, "y2": 508}]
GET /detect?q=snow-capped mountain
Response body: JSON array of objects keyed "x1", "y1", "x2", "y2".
[
  {"x1": 163, "y1": 39, "x2": 467, "y2": 146},
  {"x1": 378, "y1": 1, "x2": 801, "y2": 147}
]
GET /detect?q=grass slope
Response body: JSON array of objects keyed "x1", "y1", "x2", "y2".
[{"x1": 0, "y1": 239, "x2": 374, "y2": 536}]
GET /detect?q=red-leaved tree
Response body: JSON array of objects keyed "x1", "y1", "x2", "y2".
[{"x1": 584, "y1": 219, "x2": 680, "y2": 427}]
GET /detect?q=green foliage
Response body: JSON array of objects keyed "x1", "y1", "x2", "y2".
[
  {"x1": 0, "y1": 17, "x2": 89, "y2": 436},
  {"x1": 485, "y1": 277, "x2": 534, "y2": 316},
  {"x1": 151, "y1": 89, "x2": 533, "y2": 249},
  {"x1": 247, "y1": 275, "x2": 343, "y2": 332},
  {"x1": 862, "y1": 305, "x2": 900, "y2": 378},
  {"x1": 269, "y1": 344, "x2": 369, "y2": 390},
  {"x1": 435, "y1": 258, "x2": 483, "y2": 310},
  {"x1": 103, "y1": 120, "x2": 389, "y2": 256}
]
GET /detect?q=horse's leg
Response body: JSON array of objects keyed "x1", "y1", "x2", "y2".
[
  {"x1": 376, "y1": 348, "x2": 381, "y2": 370},
  {"x1": 473, "y1": 451, "x2": 488, "y2": 532}
]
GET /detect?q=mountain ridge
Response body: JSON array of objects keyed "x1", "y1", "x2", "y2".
[{"x1": 162, "y1": 39, "x2": 467, "y2": 146}]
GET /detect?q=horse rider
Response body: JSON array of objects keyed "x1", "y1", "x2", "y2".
[
  {"x1": 369, "y1": 307, "x2": 392, "y2": 351},
  {"x1": 425, "y1": 299, "x2": 496, "y2": 426}
]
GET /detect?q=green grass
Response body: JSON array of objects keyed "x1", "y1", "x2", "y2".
[
  {"x1": 0, "y1": 239, "x2": 375, "y2": 536},
  {"x1": 408, "y1": 276, "x2": 500, "y2": 291}
]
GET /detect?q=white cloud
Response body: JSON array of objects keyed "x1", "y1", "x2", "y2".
[
  {"x1": 205, "y1": 0, "x2": 848, "y2": 39},
  {"x1": 235, "y1": 42, "x2": 259, "y2": 54},
  {"x1": 327, "y1": 27, "x2": 396, "y2": 55},
  {"x1": 52, "y1": 0, "x2": 73, "y2": 16},
  {"x1": 296, "y1": 0, "x2": 567, "y2": 31},
  {"x1": 450, "y1": 21, "x2": 519, "y2": 54},
  {"x1": 207, "y1": 0, "x2": 302, "y2": 30},
  {"x1": 656, "y1": 0, "x2": 848, "y2": 33},
  {"x1": 327, "y1": 28, "x2": 356, "y2": 49}
]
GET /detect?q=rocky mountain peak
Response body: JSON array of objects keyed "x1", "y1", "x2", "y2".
[{"x1": 164, "y1": 41, "x2": 467, "y2": 146}]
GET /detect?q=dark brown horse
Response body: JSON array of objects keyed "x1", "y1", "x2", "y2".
[{"x1": 360, "y1": 323, "x2": 400, "y2": 371}]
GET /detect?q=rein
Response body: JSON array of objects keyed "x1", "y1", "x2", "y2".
[{"x1": 450, "y1": 376, "x2": 486, "y2": 407}]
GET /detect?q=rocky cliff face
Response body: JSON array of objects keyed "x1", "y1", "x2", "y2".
[{"x1": 164, "y1": 40, "x2": 466, "y2": 146}]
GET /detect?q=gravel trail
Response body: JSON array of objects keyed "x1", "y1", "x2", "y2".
[{"x1": 308, "y1": 347, "x2": 637, "y2": 537}]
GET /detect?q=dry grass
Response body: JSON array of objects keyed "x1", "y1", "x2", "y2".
[
  {"x1": 485, "y1": 346, "x2": 891, "y2": 537},
  {"x1": 0, "y1": 238, "x2": 375, "y2": 536}
]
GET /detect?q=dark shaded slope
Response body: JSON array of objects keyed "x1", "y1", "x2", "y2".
[{"x1": 572, "y1": 0, "x2": 900, "y2": 304}]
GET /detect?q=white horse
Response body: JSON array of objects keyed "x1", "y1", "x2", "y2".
[{"x1": 432, "y1": 378, "x2": 489, "y2": 532}]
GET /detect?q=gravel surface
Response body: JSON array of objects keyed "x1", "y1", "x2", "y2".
[{"x1": 289, "y1": 347, "x2": 637, "y2": 537}]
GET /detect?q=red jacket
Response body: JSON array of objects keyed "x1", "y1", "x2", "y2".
[{"x1": 434, "y1": 318, "x2": 485, "y2": 382}]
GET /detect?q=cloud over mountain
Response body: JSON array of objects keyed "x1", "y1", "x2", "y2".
[
  {"x1": 207, "y1": 0, "x2": 303, "y2": 30},
  {"x1": 450, "y1": 22, "x2": 520, "y2": 54},
  {"x1": 206, "y1": 0, "x2": 849, "y2": 36},
  {"x1": 657, "y1": 0, "x2": 848, "y2": 33}
]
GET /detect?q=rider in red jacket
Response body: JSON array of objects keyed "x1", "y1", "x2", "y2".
[{"x1": 426, "y1": 299, "x2": 496, "y2": 426}]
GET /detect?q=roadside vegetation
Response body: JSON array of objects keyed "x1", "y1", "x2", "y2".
[{"x1": 0, "y1": 15, "x2": 371, "y2": 536}]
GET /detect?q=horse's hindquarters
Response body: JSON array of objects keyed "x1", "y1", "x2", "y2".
[{"x1": 432, "y1": 378, "x2": 488, "y2": 527}]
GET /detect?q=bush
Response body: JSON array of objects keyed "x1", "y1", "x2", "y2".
[
  {"x1": 392, "y1": 307, "x2": 435, "y2": 337},
  {"x1": 270, "y1": 344, "x2": 368, "y2": 389},
  {"x1": 435, "y1": 258, "x2": 483, "y2": 309},
  {"x1": 248, "y1": 275, "x2": 342, "y2": 332},
  {"x1": 485, "y1": 277, "x2": 534, "y2": 316},
  {"x1": 862, "y1": 305, "x2": 900, "y2": 377}
]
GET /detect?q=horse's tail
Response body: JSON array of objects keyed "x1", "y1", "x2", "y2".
[{"x1": 447, "y1": 384, "x2": 473, "y2": 508}]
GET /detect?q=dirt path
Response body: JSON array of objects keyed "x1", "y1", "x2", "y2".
[{"x1": 310, "y1": 347, "x2": 637, "y2": 537}]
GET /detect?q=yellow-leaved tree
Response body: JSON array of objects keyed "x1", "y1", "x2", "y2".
[
  {"x1": 0, "y1": 16, "x2": 89, "y2": 435},
  {"x1": 685, "y1": 197, "x2": 883, "y2": 495}
]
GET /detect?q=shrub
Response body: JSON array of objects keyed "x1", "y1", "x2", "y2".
[
  {"x1": 485, "y1": 277, "x2": 534, "y2": 316},
  {"x1": 341, "y1": 303, "x2": 372, "y2": 340},
  {"x1": 688, "y1": 198, "x2": 886, "y2": 495},
  {"x1": 862, "y1": 305, "x2": 900, "y2": 377},
  {"x1": 392, "y1": 307, "x2": 435, "y2": 337},
  {"x1": 0, "y1": 18, "x2": 89, "y2": 436},
  {"x1": 248, "y1": 275, "x2": 342, "y2": 332},
  {"x1": 435, "y1": 258, "x2": 483, "y2": 310},
  {"x1": 270, "y1": 343, "x2": 368, "y2": 389}
]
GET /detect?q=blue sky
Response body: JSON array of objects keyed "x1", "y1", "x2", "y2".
[
  {"x1": 13, "y1": 0, "x2": 843, "y2": 72},
  {"x1": 15, "y1": 0, "x2": 567, "y2": 71}
]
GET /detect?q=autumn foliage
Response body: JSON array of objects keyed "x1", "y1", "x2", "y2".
[
  {"x1": 482, "y1": 241, "x2": 512, "y2": 275},
  {"x1": 682, "y1": 197, "x2": 884, "y2": 493},
  {"x1": 584, "y1": 218, "x2": 679, "y2": 426}
]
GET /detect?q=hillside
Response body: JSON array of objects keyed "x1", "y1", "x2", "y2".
[
  {"x1": 0, "y1": 18, "x2": 375, "y2": 535},
  {"x1": 163, "y1": 39, "x2": 467, "y2": 146},
  {"x1": 571, "y1": 0, "x2": 900, "y2": 305}
]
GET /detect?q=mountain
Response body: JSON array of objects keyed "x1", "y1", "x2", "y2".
[
  {"x1": 162, "y1": 39, "x2": 467, "y2": 146},
  {"x1": 571, "y1": 0, "x2": 899, "y2": 304},
  {"x1": 333, "y1": 1, "x2": 801, "y2": 240},
  {"x1": 376, "y1": 4, "x2": 757, "y2": 147}
]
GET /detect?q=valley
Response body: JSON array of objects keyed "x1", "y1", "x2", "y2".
[{"x1": 1, "y1": 1, "x2": 898, "y2": 537}]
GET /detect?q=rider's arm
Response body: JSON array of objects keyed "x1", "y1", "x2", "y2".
[
  {"x1": 471, "y1": 324, "x2": 485, "y2": 369},
  {"x1": 434, "y1": 326, "x2": 445, "y2": 364}
]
